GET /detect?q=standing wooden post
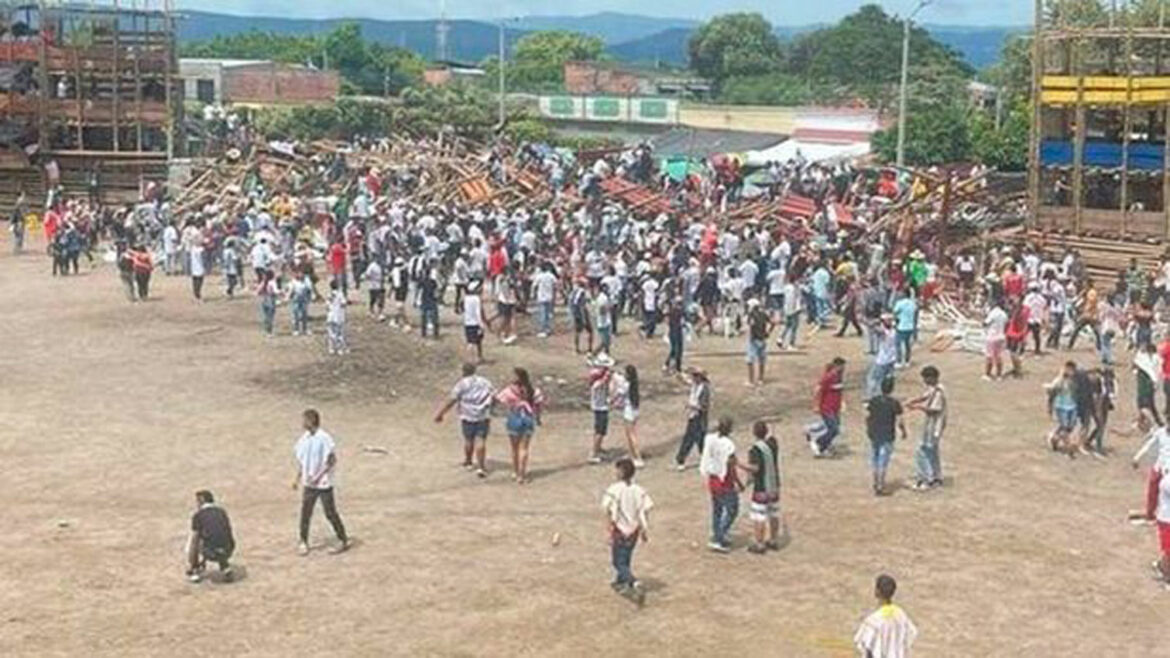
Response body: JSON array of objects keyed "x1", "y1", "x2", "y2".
[
  {"x1": 1073, "y1": 45, "x2": 1086, "y2": 235},
  {"x1": 1122, "y1": 10, "x2": 1135, "y2": 236},
  {"x1": 113, "y1": 0, "x2": 121, "y2": 152},
  {"x1": 1028, "y1": 0, "x2": 1044, "y2": 230}
]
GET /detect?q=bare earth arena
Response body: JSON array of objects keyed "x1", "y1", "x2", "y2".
[{"x1": 2, "y1": 230, "x2": 1169, "y2": 657}]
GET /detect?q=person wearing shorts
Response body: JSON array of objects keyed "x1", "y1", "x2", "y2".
[
  {"x1": 496, "y1": 367, "x2": 544, "y2": 484},
  {"x1": 435, "y1": 363, "x2": 496, "y2": 478},
  {"x1": 736, "y1": 421, "x2": 782, "y2": 554},
  {"x1": 462, "y1": 280, "x2": 488, "y2": 363},
  {"x1": 588, "y1": 354, "x2": 615, "y2": 464},
  {"x1": 984, "y1": 301, "x2": 1009, "y2": 381},
  {"x1": 610, "y1": 364, "x2": 644, "y2": 467},
  {"x1": 744, "y1": 299, "x2": 773, "y2": 387}
]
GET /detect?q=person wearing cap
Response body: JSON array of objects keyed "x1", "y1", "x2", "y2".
[
  {"x1": 699, "y1": 416, "x2": 742, "y2": 553},
  {"x1": 745, "y1": 297, "x2": 774, "y2": 387},
  {"x1": 866, "y1": 313, "x2": 898, "y2": 401},
  {"x1": 1023, "y1": 281, "x2": 1047, "y2": 355},
  {"x1": 675, "y1": 367, "x2": 712, "y2": 471},
  {"x1": 462, "y1": 279, "x2": 489, "y2": 363}
]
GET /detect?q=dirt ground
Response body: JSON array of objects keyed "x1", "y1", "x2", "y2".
[{"x1": 2, "y1": 235, "x2": 1168, "y2": 657}]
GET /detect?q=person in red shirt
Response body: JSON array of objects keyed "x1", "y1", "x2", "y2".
[
  {"x1": 1003, "y1": 264, "x2": 1025, "y2": 302},
  {"x1": 327, "y1": 240, "x2": 348, "y2": 298},
  {"x1": 1158, "y1": 337, "x2": 1170, "y2": 420},
  {"x1": 810, "y1": 357, "x2": 847, "y2": 457},
  {"x1": 1005, "y1": 300, "x2": 1030, "y2": 378},
  {"x1": 43, "y1": 207, "x2": 61, "y2": 245}
]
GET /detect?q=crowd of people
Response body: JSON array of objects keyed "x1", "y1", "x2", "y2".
[{"x1": 17, "y1": 133, "x2": 1170, "y2": 653}]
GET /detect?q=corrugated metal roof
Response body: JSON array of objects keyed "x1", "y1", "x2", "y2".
[{"x1": 649, "y1": 128, "x2": 785, "y2": 159}]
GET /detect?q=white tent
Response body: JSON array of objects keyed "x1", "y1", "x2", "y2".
[{"x1": 744, "y1": 139, "x2": 871, "y2": 167}]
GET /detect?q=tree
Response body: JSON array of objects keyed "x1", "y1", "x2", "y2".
[
  {"x1": 970, "y1": 100, "x2": 1030, "y2": 172},
  {"x1": 505, "y1": 31, "x2": 604, "y2": 91},
  {"x1": 791, "y1": 4, "x2": 971, "y2": 110},
  {"x1": 687, "y1": 13, "x2": 783, "y2": 85},
  {"x1": 182, "y1": 23, "x2": 424, "y2": 98},
  {"x1": 872, "y1": 104, "x2": 973, "y2": 166}
]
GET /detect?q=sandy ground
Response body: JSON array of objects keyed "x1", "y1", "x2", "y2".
[{"x1": 1, "y1": 235, "x2": 1169, "y2": 657}]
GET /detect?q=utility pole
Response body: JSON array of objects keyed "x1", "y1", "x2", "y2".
[
  {"x1": 498, "y1": 19, "x2": 506, "y2": 127},
  {"x1": 896, "y1": 0, "x2": 933, "y2": 167}
]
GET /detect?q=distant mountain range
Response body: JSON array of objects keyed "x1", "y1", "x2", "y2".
[{"x1": 176, "y1": 11, "x2": 1023, "y2": 70}]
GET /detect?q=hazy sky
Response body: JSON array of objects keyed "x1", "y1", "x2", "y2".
[{"x1": 176, "y1": 0, "x2": 1031, "y2": 27}]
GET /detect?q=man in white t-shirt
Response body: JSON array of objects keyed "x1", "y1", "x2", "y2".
[
  {"x1": 640, "y1": 275, "x2": 660, "y2": 338},
  {"x1": 292, "y1": 409, "x2": 349, "y2": 556},
  {"x1": 530, "y1": 263, "x2": 558, "y2": 338},
  {"x1": 983, "y1": 301, "x2": 1009, "y2": 381}
]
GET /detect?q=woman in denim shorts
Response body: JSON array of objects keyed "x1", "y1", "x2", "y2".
[{"x1": 496, "y1": 367, "x2": 545, "y2": 484}]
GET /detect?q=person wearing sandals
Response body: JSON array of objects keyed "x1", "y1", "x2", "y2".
[
  {"x1": 738, "y1": 421, "x2": 782, "y2": 554},
  {"x1": 496, "y1": 367, "x2": 545, "y2": 484},
  {"x1": 610, "y1": 364, "x2": 645, "y2": 467},
  {"x1": 435, "y1": 363, "x2": 496, "y2": 478}
]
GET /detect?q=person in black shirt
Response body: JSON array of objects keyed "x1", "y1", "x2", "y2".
[
  {"x1": 866, "y1": 378, "x2": 907, "y2": 496},
  {"x1": 745, "y1": 299, "x2": 774, "y2": 386},
  {"x1": 186, "y1": 490, "x2": 236, "y2": 583}
]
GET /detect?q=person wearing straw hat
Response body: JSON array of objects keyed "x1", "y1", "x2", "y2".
[{"x1": 675, "y1": 366, "x2": 712, "y2": 471}]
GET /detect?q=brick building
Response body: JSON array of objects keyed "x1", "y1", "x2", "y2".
[{"x1": 180, "y1": 59, "x2": 339, "y2": 105}]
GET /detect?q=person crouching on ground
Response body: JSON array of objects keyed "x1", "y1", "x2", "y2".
[
  {"x1": 186, "y1": 489, "x2": 235, "y2": 583},
  {"x1": 601, "y1": 457, "x2": 652, "y2": 603}
]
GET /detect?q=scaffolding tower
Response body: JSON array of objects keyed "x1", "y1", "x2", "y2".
[
  {"x1": 0, "y1": 0, "x2": 180, "y2": 206},
  {"x1": 1029, "y1": 0, "x2": 1170, "y2": 240}
]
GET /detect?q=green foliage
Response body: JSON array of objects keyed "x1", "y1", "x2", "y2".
[
  {"x1": 687, "y1": 13, "x2": 783, "y2": 85},
  {"x1": 791, "y1": 4, "x2": 972, "y2": 110},
  {"x1": 182, "y1": 23, "x2": 425, "y2": 97},
  {"x1": 719, "y1": 73, "x2": 823, "y2": 106},
  {"x1": 970, "y1": 101, "x2": 1030, "y2": 172},
  {"x1": 872, "y1": 104, "x2": 973, "y2": 166},
  {"x1": 507, "y1": 31, "x2": 605, "y2": 90},
  {"x1": 253, "y1": 87, "x2": 504, "y2": 142}
]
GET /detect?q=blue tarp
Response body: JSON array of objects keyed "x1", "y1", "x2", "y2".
[{"x1": 1041, "y1": 139, "x2": 1165, "y2": 170}]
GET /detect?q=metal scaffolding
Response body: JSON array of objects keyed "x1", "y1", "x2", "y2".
[
  {"x1": 1029, "y1": 0, "x2": 1170, "y2": 239},
  {"x1": 0, "y1": 0, "x2": 180, "y2": 205}
]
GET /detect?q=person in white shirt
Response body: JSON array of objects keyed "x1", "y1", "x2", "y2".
[
  {"x1": 601, "y1": 457, "x2": 652, "y2": 603},
  {"x1": 530, "y1": 263, "x2": 558, "y2": 338},
  {"x1": 1023, "y1": 282, "x2": 1047, "y2": 355},
  {"x1": 983, "y1": 301, "x2": 1009, "y2": 381},
  {"x1": 162, "y1": 223, "x2": 180, "y2": 275},
  {"x1": 699, "y1": 416, "x2": 742, "y2": 552},
  {"x1": 854, "y1": 574, "x2": 918, "y2": 658},
  {"x1": 188, "y1": 242, "x2": 207, "y2": 302},
  {"x1": 326, "y1": 279, "x2": 348, "y2": 355},
  {"x1": 640, "y1": 275, "x2": 660, "y2": 338},
  {"x1": 292, "y1": 409, "x2": 349, "y2": 556},
  {"x1": 250, "y1": 237, "x2": 274, "y2": 280},
  {"x1": 363, "y1": 260, "x2": 385, "y2": 320},
  {"x1": 462, "y1": 280, "x2": 489, "y2": 363}
]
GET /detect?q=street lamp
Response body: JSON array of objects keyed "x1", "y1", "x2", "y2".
[{"x1": 896, "y1": 0, "x2": 933, "y2": 167}]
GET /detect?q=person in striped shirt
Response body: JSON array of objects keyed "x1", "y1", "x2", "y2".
[{"x1": 854, "y1": 574, "x2": 918, "y2": 658}]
